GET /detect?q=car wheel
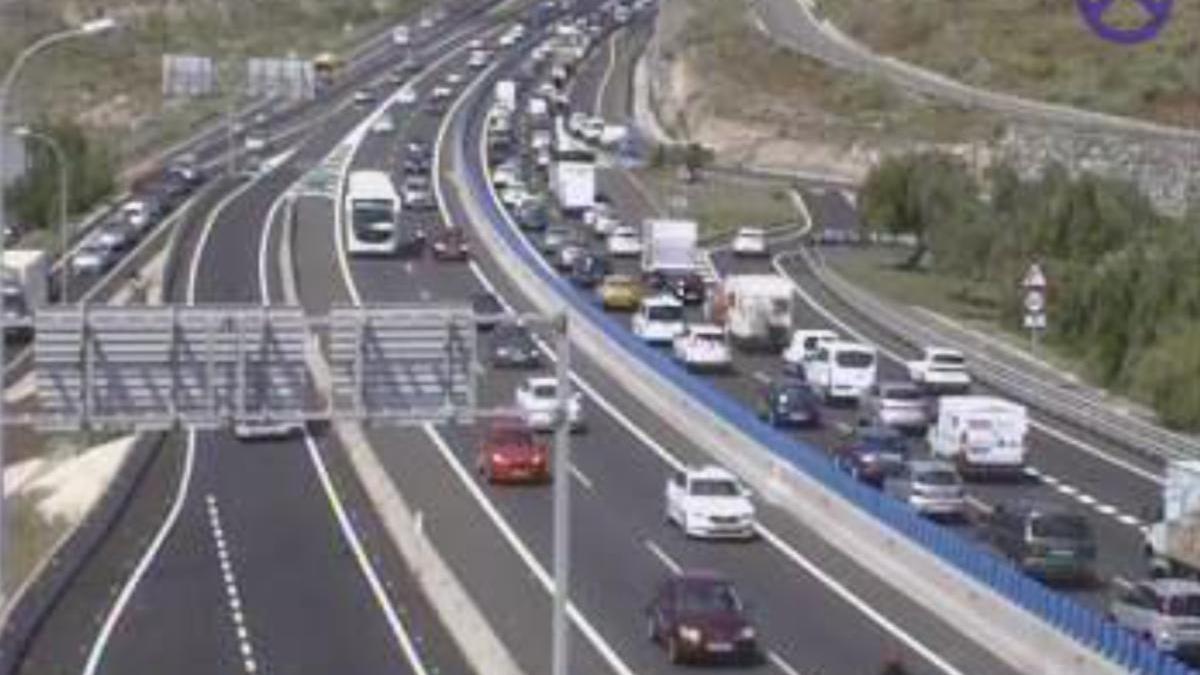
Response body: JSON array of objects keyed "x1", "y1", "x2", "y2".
[{"x1": 667, "y1": 636, "x2": 684, "y2": 664}]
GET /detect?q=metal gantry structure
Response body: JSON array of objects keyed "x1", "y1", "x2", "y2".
[{"x1": 25, "y1": 302, "x2": 578, "y2": 674}]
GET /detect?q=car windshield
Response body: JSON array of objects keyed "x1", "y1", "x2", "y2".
[
  {"x1": 695, "y1": 332, "x2": 725, "y2": 345},
  {"x1": 778, "y1": 385, "x2": 812, "y2": 402},
  {"x1": 678, "y1": 582, "x2": 742, "y2": 614},
  {"x1": 932, "y1": 353, "x2": 965, "y2": 366},
  {"x1": 532, "y1": 384, "x2": 558, "y2": 398},
  {"x1": 1162, "y1": 594, "x2": 1200, "y2": 617},
  {"x1": 352, "y1": 200, "x2": 393, "y2": 228},
  {"x1": 691, "y1": 479, "x2": 740, "y2": 496},
  {"x1": 646, "y1": 305, "x2": 683, "y2": 321},
  {"x1": 489, "y1": 428, "x2": 532, "y2": 446},
  {"x1": 882, "y1": 386, "x2": 922, "y2": 401},
  {"x1": 916, "y1": 468, "x2": 960, "y2": 486},
  {"x1": 1030, "y1": 514, "x2": 1091, "y2": 541},
  {"x1": 861, "y1": 432, "x2": 906, "y2": 454},
  {"x1": 836, "y1": 350, "x2": 874, "y2": 368}
]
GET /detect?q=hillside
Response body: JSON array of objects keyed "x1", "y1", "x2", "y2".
[{"x1": 818, "y1": 0, "x2": 1200, "y2": 128}]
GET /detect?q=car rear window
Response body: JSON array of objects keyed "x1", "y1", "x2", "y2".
[
  {"x1": 691, "y1": 479, "x2": 740, "y2": 497},
  {"x1": 932, "y1": 353, "x2": 965, "y2": 366},
  {"x1": 882, "y1": 385, "x2": 922, "y2": 401},
  {"x1": 1162, "y1": 594, "x2": 1200, "y2": 617},
  {"x1": 489, "y1": 429, "x2": 532, "y2": 445},
  {"x1": 678, "y1": 582, "x2": 742, "y2": 614},
  {"x1": 916, "y1": 468, "x2": 960, "y2": 486},
  {"x1": 1030, "y1": 514, "x2": 1091, "y2": 541},
  {"x1": 836, "y1": 351, "x2": 874, "y2": 368}
]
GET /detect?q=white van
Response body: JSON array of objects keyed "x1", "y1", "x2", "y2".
[
  {"x1": 803, "y1": 340, "x2": 877, "y2": 402},
  {"x1": 928, "y1": 396, "x2": 1028, "y2": 477},
  {"x1": 782, "y1": 328, "x2": 838, "y2": 372},
  {"x1": 632, "y1": 294, "x2": 686, "y2": 344}
]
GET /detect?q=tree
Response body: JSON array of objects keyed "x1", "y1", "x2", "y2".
[{"x1": 3, "y1": 117, "x2": 115, "y2": 231}]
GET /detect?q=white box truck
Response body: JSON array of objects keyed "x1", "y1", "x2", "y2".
[
  {"x1": 3, "y1": 249, "x2": 49, "y2": 341},
  {"x1": 927, "y1": 396, "x2": 1028, "y2": 477},
  {"x1": 641, "y1": 219, "x2": 698, "y2": 275},
  {"x1": 706, "y1": 275, "x2": 794, "y2": 351},
  {"x1": 550, "y1": 156, "x2": 595, "y2": 213},
  {"x1": 1146, "y1": 461, "x2": 1200, "y2": 577}
]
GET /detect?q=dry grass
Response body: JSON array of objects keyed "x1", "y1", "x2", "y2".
[
  {"x1": 818, "y1": 0, "x2": 1200, "y2": 126},
  {"x1": 631, "y1": 167, "x2": 798, "y2": 239}
]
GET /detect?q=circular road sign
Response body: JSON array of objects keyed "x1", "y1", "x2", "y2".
[
  {"x1": 1076, "y1": 0, "x2": 1173, "y2": 45},
  {"x1": 1024, "y1": 290, "x2": 1046, "y2": 314}
]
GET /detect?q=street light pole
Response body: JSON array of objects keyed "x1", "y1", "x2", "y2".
[
  {"x1": 0, "y1": 15, "x2": 116, "y2": 605},
  {"x1": 551, "y1": 313, "x2": 572, "y2": 675},
  {"x1": 13, "y1": 128, "x2": 69, "y2": 302}
]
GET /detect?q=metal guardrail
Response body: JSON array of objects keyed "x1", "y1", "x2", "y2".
[
  {"x1": 460, "y1": 40, "x2": 1198, "y2": 675},
  {"x1": 798, "y1": 245, "x2": 1200, "y2": 462}
]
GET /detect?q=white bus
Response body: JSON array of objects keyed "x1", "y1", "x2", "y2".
[{"x1": 345, "y1": 170, "x2": 401, "y2": 255}]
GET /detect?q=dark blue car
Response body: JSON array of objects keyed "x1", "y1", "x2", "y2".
[
  {"x1": 834, "y1": 425, "x2": 910, "y2": 487},
  {"x1": 757, "y1": 380, "x2": 821, "y2": 428}
]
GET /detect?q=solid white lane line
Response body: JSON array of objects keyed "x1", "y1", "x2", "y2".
[
  {"x1": 592, "y1": 29, "x2": 620, "y2": 117},
  {"x1": 82, "y1": 433, "x2": 197, "y2": 675},
  {"x1": 423, "y1": 424, "x2": 638, "y2": 675},
  {"x1": 643, "y1": 540, "x2": 682, "y2": 574},
  {"x1": 300, "y1": 432, "x2": 432, "y2": 675}
]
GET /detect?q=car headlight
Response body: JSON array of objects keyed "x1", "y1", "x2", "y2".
[
  {"x1": 738, "y1": 626, "x2": 756, "y2": 640},
  {"x1": 1157, "y1": 627, "x2": 1177, "y2": 646},
  {"x1": 497, "y1": 347, "x2": 511, "y2": 356},
  {"x1": 678, "y1": 626, "x2": 702, "y2": 643}
]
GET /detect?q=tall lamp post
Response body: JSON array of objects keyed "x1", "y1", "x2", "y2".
[
  {"x1": 0, "y1": 15, "x2": 116, "y2": 606},
  {"x1": 12, "y1": 127, "x2": 69, "y2": 302}
]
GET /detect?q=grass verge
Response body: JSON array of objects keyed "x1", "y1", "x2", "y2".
[{"x1": 629, "y1": 167, "x2": 797, "y2": 240}]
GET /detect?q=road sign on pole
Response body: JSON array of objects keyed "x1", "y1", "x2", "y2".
[{"x1": 1021, "y1": 262, "x2": 1048, "y2": 352}]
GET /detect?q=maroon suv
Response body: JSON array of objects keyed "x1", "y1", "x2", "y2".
[{"x1": 646, "y1": 571, "x2": 759, "y2": 665}]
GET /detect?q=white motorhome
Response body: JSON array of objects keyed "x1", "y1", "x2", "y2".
[
  {"x1": 802, "y1": 340, "x2": 877, "y2": 402},
  {"x1": 927, "y1": 396, "x2": 1028, "y2": 477},
  {"x1": 640, "y1": 219, "x2": 698, "y2": 275},
  {"x1": 345, "y1": 170, "x2": 403, "y2": 255},
  {"x1": 707, "y1": 275, "x2": 793, "y2": 351}
]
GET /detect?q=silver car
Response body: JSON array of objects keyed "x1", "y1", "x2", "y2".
[
  {"x1": 1110, "y1": 579, "x2": 1200, "y2": 656},
  {"x1": 883, "y1": 460, "x2": 966, "y2": 519},
  {"x1": 861, "y1": 381, "x2": 930, "y2": 432}
]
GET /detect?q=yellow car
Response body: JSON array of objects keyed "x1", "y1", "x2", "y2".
[{"x1": 598, "y1": 274, "x2": 643, "y2": 311}]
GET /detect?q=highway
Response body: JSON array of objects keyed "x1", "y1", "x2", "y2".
[
  {"x1": 554, "y1": 11, "x2": 1167, "y2": 611},
  {"x1": 269, "y1": 5, "x2": 1034, "y2": 673},
  {"x1": 746, "y1": 0, "x2": 1200, "y2": 141},
  {"x1": 12, "y1": 7, "x2": 509, "y2": 673}
]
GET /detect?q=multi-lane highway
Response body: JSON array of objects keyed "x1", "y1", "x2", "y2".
[{"x1": 9, "y1": 1, "x2": 1181, "y2": 674}]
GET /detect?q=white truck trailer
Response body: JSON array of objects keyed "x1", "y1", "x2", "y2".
[
  {"x1": 927, "y1": 396, "x2": 1028, "y2": 478},
  {"x1": 1146, "y1": 461, "x2": 1200, "y2": 577},
  {"x1": 550, "y1": 150, "x2": 596, "y2": 214},
  {"x1": 706, "y1": 274, "x2": 794, "y2": 351},
  {"x1": 3, "y1": 249, "x2": 49, "y2": 342},
  {"x1": 640, "y1": 219, "x2": 698, "y2": 275},
  {"x1": 494, "y1": 79, "x2": 518, "y2": 113}
]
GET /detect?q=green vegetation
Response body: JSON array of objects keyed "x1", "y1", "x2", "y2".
[
  {"x1": 4, "y1": 118, "x2": 116, "y2": 230},
  {"x1": 678, "y1": 0, "x2": 999, "y2": 143},
  {"x1": 631, "y1": 167, "x2": 796, "y2": 240},
  {"x1": 819, "y1": 0, "x2": 1200, "y2": 126},
  {"x1": 857, "y1": 152, "x2": 1200, "y2": 430}
]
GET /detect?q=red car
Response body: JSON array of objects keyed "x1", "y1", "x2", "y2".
[
  {"x1": 477, "y1": 418, "x2": 550, "y2": 483},
  {"x1": 431, "y1": 228, "x2": 469, "y2": 261},
  {"x1": 646, "y1": 570, "x2": 759, "y2": 665}
]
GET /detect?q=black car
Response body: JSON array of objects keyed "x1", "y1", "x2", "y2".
[
  {"x1": 515, "y1": 201, "x2": 549, "y2": 231},
  {"x1": 540, "y1": 227, "x2": 571, "y2": 256},
  {"x1": 984, "y1": 502, "x2": 1096, "y2": 584},
  {"x1": 757, "y1": 379, "x2": 821, "y2": 428},
  {"x1": 648, "y1": 270, "x2": 706, "y2": 305},
  {"x1": 570, "y1": 252, "x2": 610, "y2": 287},
  {"x1": 833, "y1": 425, "x2": 910, "y2": 487},
  {"x1": 403, "y1": 156, "x2": 431, "y2": 175},
  {"x1": 472, "y1": 292, "x2": 504, "y2": 330},
  {"x1": 489, "y1": 321, "x2": 541, "y2": 368}
]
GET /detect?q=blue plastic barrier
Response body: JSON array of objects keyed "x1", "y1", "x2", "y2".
[{"x1": 456, "y1": 26, "x2": 1198, "y2": 675}]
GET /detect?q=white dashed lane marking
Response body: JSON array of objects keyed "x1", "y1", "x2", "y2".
[
  {"x1": 206, "y1": 494, "x2": 260, "y2": 674},
  {"x1": 1020, "y1": 465, "x2": 1144, "y2": 530}
]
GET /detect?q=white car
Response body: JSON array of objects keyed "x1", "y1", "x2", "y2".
[
  {"x1": 672, "y1": 324, "x2": 732, "y2": 372},
  {"x1": 392, "y1": 24, "x2": 410, "y2": 46},
  {"x1": 353, "y1": 88, "x2": 376, "y2": 106},
  {"x1": 535, "y1": 146, "x2": 552, "y2": 169},
  {"x1": 233, "y1": 419, "x2": 305, "y2": 441},
  {"x1": 632, "y1": 295, "x2": 686, "y2": 344},
  {"x1": 491, "y1": 162, "x2": 522, "y2": 189},
  {"x1": 468, "y1": 37, "x2": 486, "y2": 50},
  {"x1": 731, "y1": 227, "x2": 768, "y2": 257},
  {"x1": 665, "y1": 465, "x2": 756, "y2": 539},
  {"x1": 579, "y1": 117, "x2": 605, "y2": 143},
  {"x1": 444, "y1": 72, "x2": 464, "y2": 86},
  {"x1": 782, "y1": 329, "x2": 838, "y2": 372},
  {"x1": 370, "y1": 112, "x2": 396, "y2": 134},
  {"x1": 906, "y1": 346, "x2": 972, "y2": 393},
  {"x1": 467, "y1": 49, "x2": 490, "y2": 69},
  {"x1": 499, "y1": 183, "x2": 532, "y2": 208},
  {"x1": 515, "y1": 376, "x2": 584, "y2": 431},
  {"x1": 536, "y1": 81, "x2": 557, "y2": 99},
  {"x1": 396, "y1": 86, "x2": 418, "y2": 106},
  {"x1": 606, "y1": 226, "x2": 642, "y2": 257},
  {"x1": 530, "y1": 129, "x2": 553, "y2": 150},
  {"x1": 431, "y1": 85, "x2": 454, "y2": 101}
]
